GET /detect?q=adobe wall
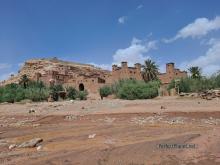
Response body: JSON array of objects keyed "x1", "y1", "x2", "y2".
[
  {"x1": 112, "y1": 62, "x2": 142, "y2": 82},
  {"x1": 158, "y1": 63, "x2": 187, "y2": 84}
]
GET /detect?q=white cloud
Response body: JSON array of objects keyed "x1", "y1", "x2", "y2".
[
  {"x1": 113, "y1": 37, "x2": 157, "y2": 66},
  {"x1": 89, "y1": 63, "x2": 111, "y2": 70},
  {"x1": 137, "y1": 4, "x2": 143, "y2": 10},
  {"x1": 180, "y1": 38, "x2": 220, "y2": 76},
  {"x1": 0, "y1": 63, "x2": 11, "y2": 70},
  {"x1": 164, "y1": 16, "x2": 220, "y2": 43},
  {"x1": 118, "y1": 16, "x2": 127, "y2": 24}
]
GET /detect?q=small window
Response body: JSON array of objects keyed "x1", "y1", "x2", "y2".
[{"x1": 98, "y1": 78, "x2": 105, "y2": 83}]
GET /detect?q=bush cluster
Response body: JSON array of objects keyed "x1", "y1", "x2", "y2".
[
  {"x1": 0, "y1": 80, "x2": 88, "y2": 103},
  {"x1": 99, "y1": 86, "x2": 112, "y2": 99},
  {"x1": 0, "y1": 81, "x2": 50, "y2": 103},
  {"x1": 66, "y1": 87, "x2": 88, "y2": 100},
  {"x1": 168, "y1": 73, "x2": 220, "y2": 93},
  {"x1": 99, "y1": 79, "x2": 160, "y2": 100}
]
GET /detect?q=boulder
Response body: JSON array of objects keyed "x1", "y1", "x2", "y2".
[
  {"x1": 18, "y1": 138, "x2": 43, "y2": 148},
  {"x1": 9, "y1": 144, "x2": 17, "y2": 150}
]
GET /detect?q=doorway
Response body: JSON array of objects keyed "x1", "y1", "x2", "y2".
[{"x1": 79, "y1": 83, "x2": 84, "y2": 91}]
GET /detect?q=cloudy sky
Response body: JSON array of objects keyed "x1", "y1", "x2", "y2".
[{"x1": 0, "y1": 0, "x2": 220, "y2": 80}]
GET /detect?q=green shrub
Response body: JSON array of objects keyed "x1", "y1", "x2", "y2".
[
  {"x1": 67, "y1": 87, "x2": 78, "y2": 99},
  {"x1": 0, "y1": 81, "x2": 91, "y2": 103},
  {"x1": 50, "y1": 84, "x2": 64, "y2": 92},
  {"x1": 14, "y1": 87, "x2": 26, "y2": 102},
  {"x1": 99, "y1": 86, "x2": 112, "y2": 98},
  {"x1": 25, "y1": 88, "x2": 50, "y2": 102},
  {"x1": 110, "y1": 79, "x2": 160, "y2": 100},
  {"x1": 2, "y1": 92, "x2": 15, "y2": 103},
  {"x1": 77, "y1": 90, "x2": 88, "y2": 100},
  {"x1": 49, "y1": 84, "x2": 64, "y2": 101},
  {"x1": 168, "y1": 77, "x2": 217, "y2": 93},
  {"x1": 0, "y1": 83, "x2": 18, "y2": 103}
]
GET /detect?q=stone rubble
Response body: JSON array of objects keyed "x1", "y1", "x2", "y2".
[
  {"x1": 36, "y1": 145, "x2": 43, "y2": 151},
  {"x1": 65, "y1": 115, "x2": 78, "y2": 121},
  {"x1": 179, "y1": 89, "x2": 220, "y2": 100},
  {"x1": 18, "y1": 138, "x2": 43, "y2": 148},
  {"x1": 200, "y1": 89, "x2": 220, "y2": 100},
  {"x1": 8, "y1": 144, "x2": 17, "y2": 150},
  {"x1": 88, "y1": 134, "x2": 96, "y2": 139},
  {"x1": 130, "y1": 115, "x2": 220, "y2": 126}
]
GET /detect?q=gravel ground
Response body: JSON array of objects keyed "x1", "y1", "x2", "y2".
[{"x1": 0, "y1": 97, "x2": 220, "y2": 165}]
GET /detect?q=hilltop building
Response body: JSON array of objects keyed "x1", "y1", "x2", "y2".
[{"x1": 1, "y1": 58, "x2": 187, "y2": 94}]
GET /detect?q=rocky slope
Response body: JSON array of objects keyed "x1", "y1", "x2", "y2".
[{"x1": 0, "y1": 57, "x2": 111, "y2": 85}]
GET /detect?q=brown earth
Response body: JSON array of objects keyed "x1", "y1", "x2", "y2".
[{"x1": 0, "y1": 97, "x2": 220, "y2": 165}]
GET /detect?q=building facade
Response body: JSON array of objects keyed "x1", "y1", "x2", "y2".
[{"x1": 158, "y1": 63, "x2": 187, "y2": 85}]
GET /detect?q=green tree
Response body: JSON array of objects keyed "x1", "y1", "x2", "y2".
[
  {"x1": 188, "y1": 66, "x2": 202, "y2": 79},
  {"x1": 20, "y1": 74, "x2": 30, "y2": 88},
  {"x1": 142, "y1": 59, "x2": 159, "y2": 82}
]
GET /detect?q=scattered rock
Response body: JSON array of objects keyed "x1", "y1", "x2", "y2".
[
  {"x1": 165, "y1": 117, "x2": 186, "y2": 125},
  {"x1": 29, "y1": 108, "x2": 35, "y2": 113},
  {"x1": 179, "y1": 92, "x2": 188, "y2": 97},
  {"x1": 104, "y1": 138, "x2": 116, "y2": 145},
  {"x1": 88, "y1": 134, "x2": 96, "y2": 139},
  {"x1": 189, "y1": 93, "x2": 199, "y2": 97},
  {"x1": 9, "y1": 144, "x2": 17, "y2": 150},
  {"x1": 131, "y1": 116, "x2": 188, "y2": 125},
  {"x1": 201, "y1": 118, "x2": 220, "y2": 125},
  {"x1": 18, "y1": 138, "x2": 43, "y2": 148},
  {"x1": 65, "y1": 115, "x2": 77, "y2": 121},
  {"x1": 37, "y1": 145, "x2": 42, "y2": 151},
  {"x1": 160, "y1": 106, "x2": 166, "y2": 110},
  {"x1": 82, "y1": 106, "x2": 85, "y2": 109},
  {"x1": 104, "y1": 117, "x2": 116, "y2": 124},
  {"x1": 200, "y1": 89, "x2": 220, "y2": 100},
  {"x1": 48, "y1": 96, "x2": 54, "y2": 102},
  {"x1": 33, "y1": 124, "x2": 41, "y2": 127}
]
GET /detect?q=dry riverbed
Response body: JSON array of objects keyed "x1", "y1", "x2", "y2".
[{"x1": 0, "y1": 97, "x2": 220, "y2": 165}]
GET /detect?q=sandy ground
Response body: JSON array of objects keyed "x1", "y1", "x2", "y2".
[{"x1": 0, "y1": 96, "x2": 220, "y2": 165}]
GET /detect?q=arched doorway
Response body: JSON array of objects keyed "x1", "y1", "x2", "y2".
[{"x1": 79, "y1": 83, "x2": 84, "y2": 91}]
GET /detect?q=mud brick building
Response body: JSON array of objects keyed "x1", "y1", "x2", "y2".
[
  {"x1": 158, "y1": 63, "x2": 187, "y2": 96},
  {"x1": 112, "y1": 62, "x2": 142, "y2": 81},
  {"x1": 158, "y1": 63, "x2": 187, "y2": 85},
  {"x1": 1, "y1": 58, "x2": 187, "y2": 94}
]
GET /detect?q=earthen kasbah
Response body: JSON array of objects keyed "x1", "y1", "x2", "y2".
[{"x1": 0, "y1": 58, "x2": 187, "y2": 93}]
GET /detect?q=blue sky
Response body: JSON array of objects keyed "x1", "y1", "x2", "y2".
[{"x1": 1, "y1": 0, "x2": 220, "y2": 80}]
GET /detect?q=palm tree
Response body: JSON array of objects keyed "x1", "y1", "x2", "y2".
[
  {"x1": 20, "y1": 74, "x2": 29, "y2": 88},
  {"x1": 188, "y1": 66, "x2": 202, "y2": 79},
  {"x1": 142, "y1": 59, "x2": 159, "y2": 82}
]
